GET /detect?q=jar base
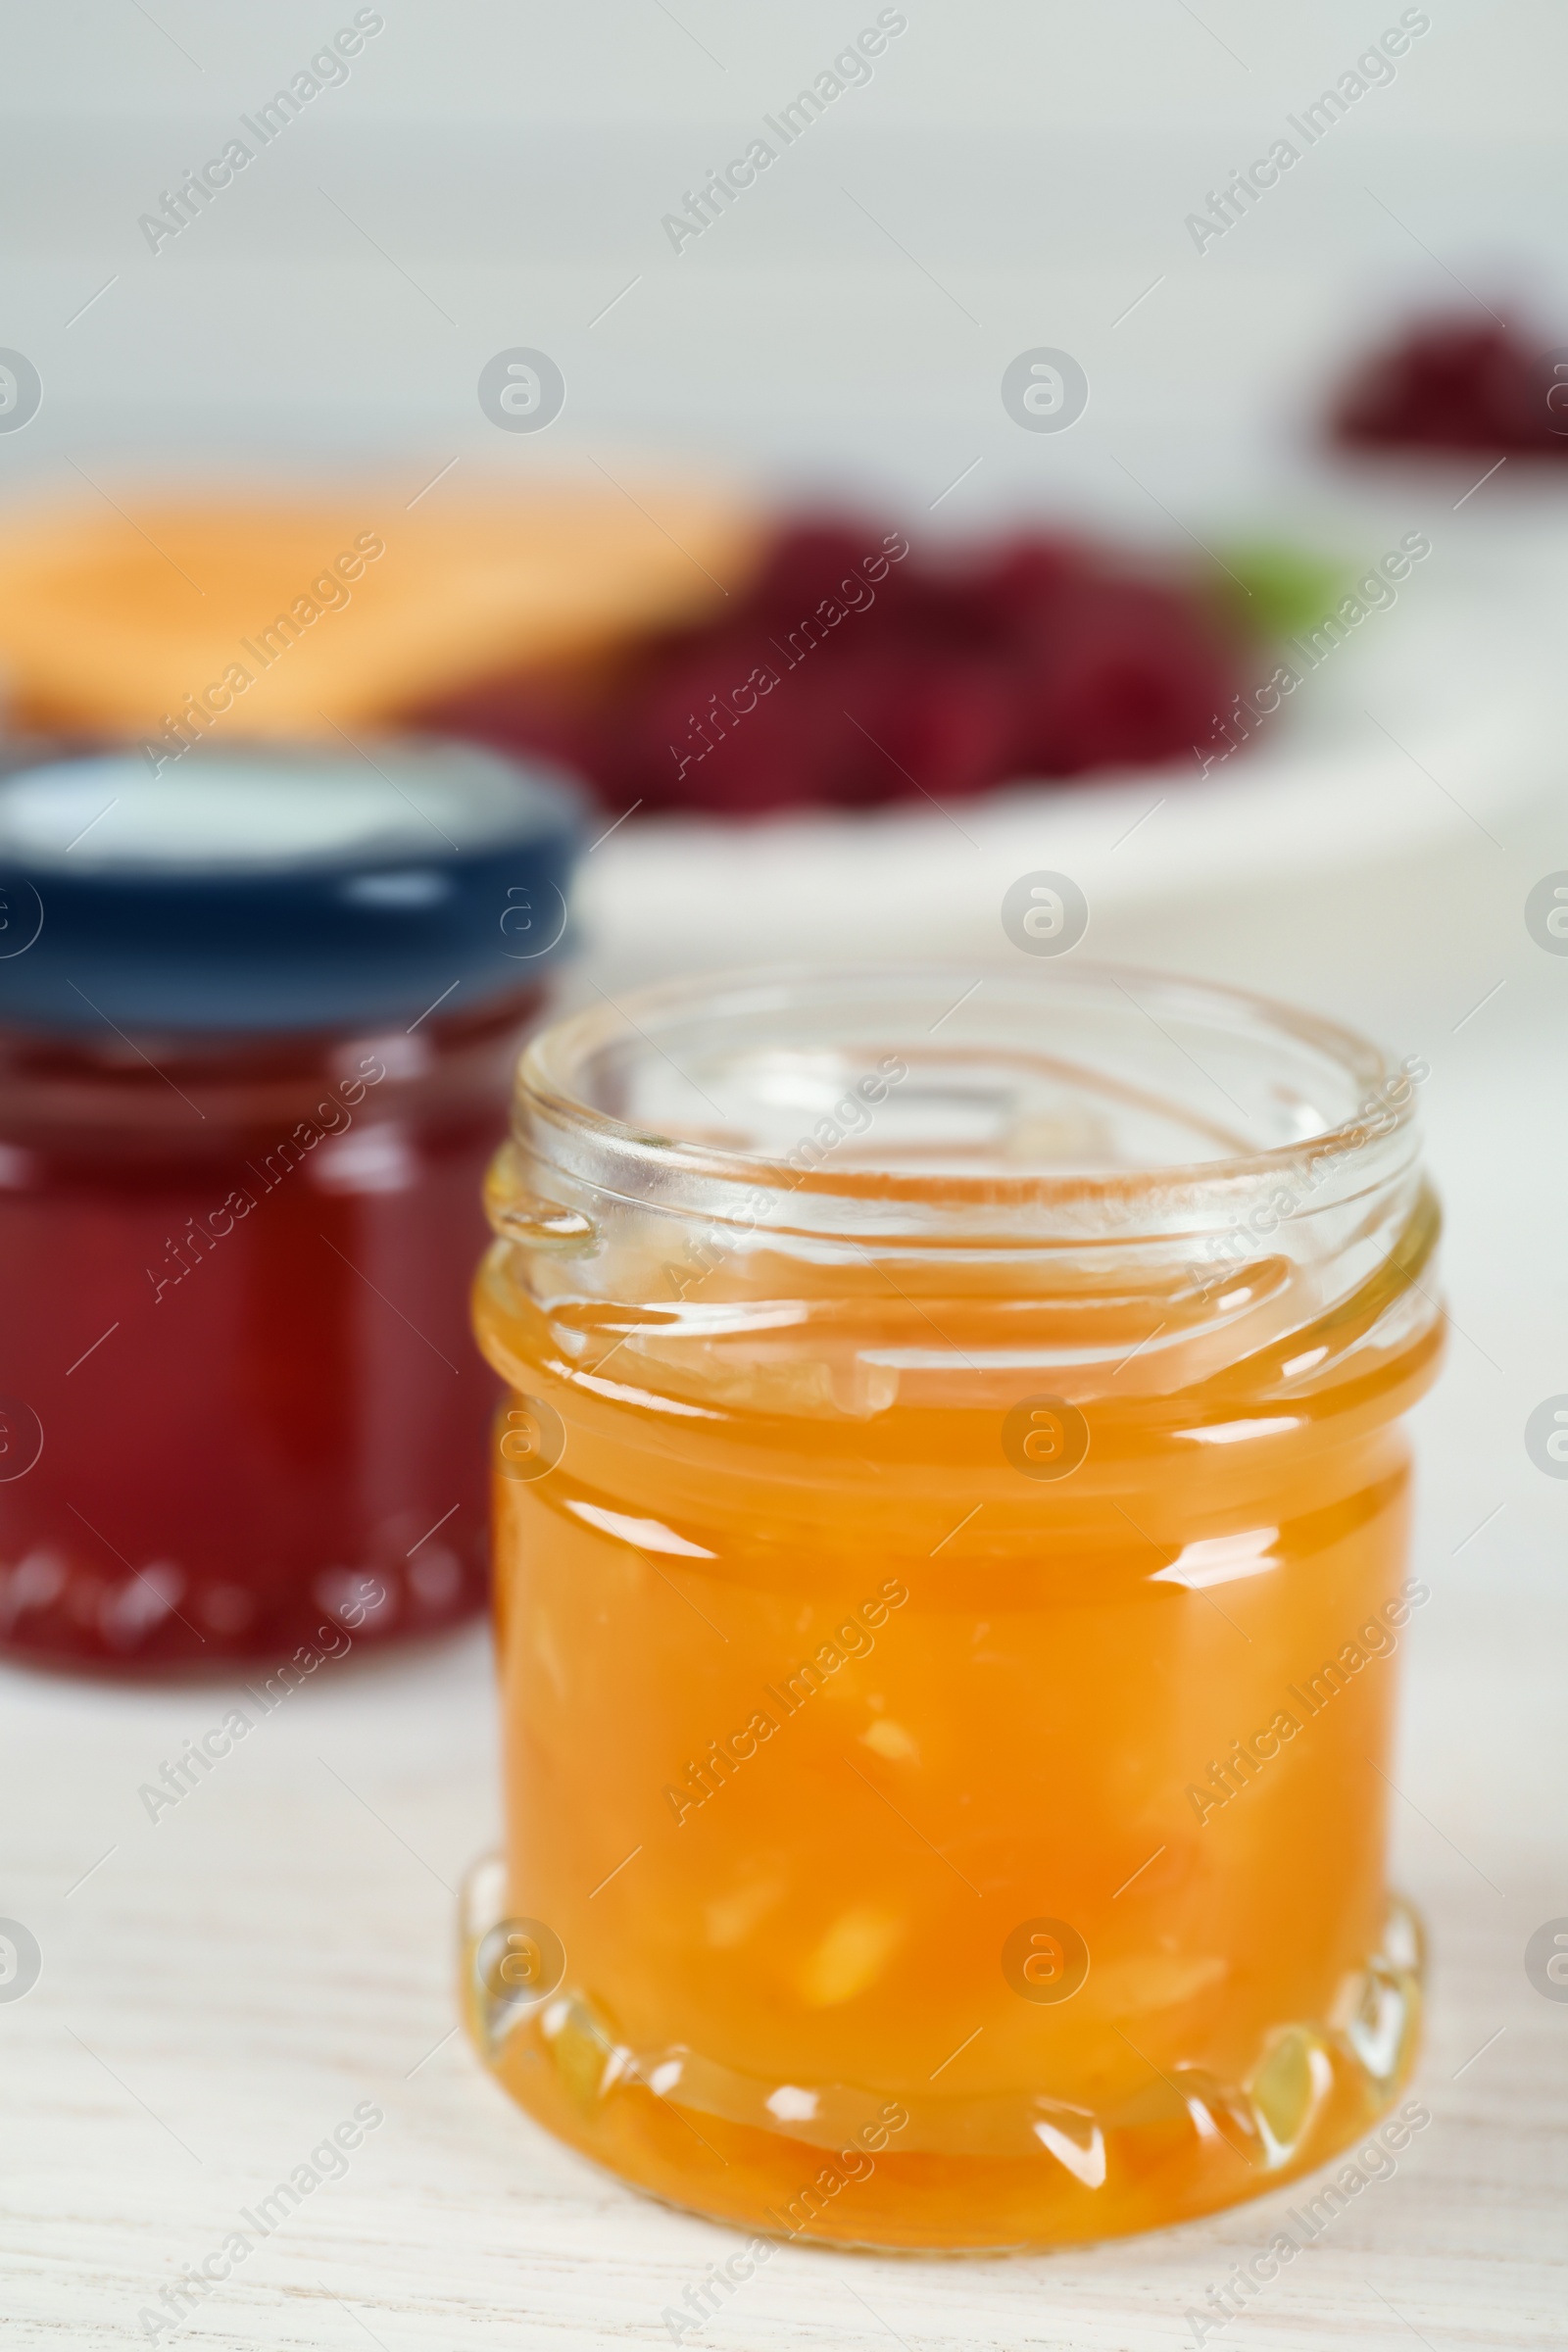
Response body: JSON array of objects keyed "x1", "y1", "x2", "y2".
[
  {"x1": 458, "y1": 1856, "x2": 1426, "y2": 2254},
  {"x1": 0, "y1": 1544, "x2": 486, "y2": 1674}
]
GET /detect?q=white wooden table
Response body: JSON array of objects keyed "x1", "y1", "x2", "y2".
[{"x1": 7, "y1": 799, "x2": 1568, "y2": 2351}]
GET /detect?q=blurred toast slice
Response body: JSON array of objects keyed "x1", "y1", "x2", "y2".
[{"x1": 0, "y1": 479, "x2": 760, "y2": 741}]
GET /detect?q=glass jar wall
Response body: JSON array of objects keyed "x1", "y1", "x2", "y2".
[
  {"x1": 467, "y1": 965, "x2": 1442, "y2": 2251},
  {"x1": 0, "y1": 994, "x2": 544, "y2": 1667}
]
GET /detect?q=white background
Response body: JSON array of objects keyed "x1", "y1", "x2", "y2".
[
  {"x1": 3, "y1": 5, "x2": 1567, "y2": 2347},
  {"x1": 1, "y1": 1, "x2": 1566, "y2": 515}
]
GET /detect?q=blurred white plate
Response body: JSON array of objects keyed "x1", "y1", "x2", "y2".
[{"x1": 578, "y1": 551, "x2": 1561, "y2": 974}]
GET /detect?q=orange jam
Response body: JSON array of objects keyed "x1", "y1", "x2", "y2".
[{"x1": 466, "y1": 967, "x2": 1443, "y2": 2251}]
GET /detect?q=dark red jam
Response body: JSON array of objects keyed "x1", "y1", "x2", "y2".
[{"x1": 0, "y1": 991, "x2": 545, "y2": 1671}]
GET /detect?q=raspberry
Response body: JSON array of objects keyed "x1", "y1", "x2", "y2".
[
  {"x1": 419, "y1": 520, "x2": 1252, "y2": 817},
  {"x1": 1332, "y1": 315, "x2": 1568, "y2": 456}
]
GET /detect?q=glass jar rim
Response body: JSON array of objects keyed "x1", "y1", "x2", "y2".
[{"x1": 512, "y1": 962, "x2": 1422, "y2": 1250}]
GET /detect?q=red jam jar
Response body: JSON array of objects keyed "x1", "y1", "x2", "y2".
[{"x1": 0, "y1": 739, "x2": 581, "y2": 1671}]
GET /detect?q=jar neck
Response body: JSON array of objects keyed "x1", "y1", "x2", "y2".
[
  {"x1": 477, "y1": 964, "x2": 1440, "y2": 1431},
  {"x1": 479, "y1": 1151, "x2": 1440, "y2": 1440}
]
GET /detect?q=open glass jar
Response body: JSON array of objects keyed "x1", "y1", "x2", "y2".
[{"x1": 466, "y1": 965, "x2": 1443, "y2": 2251}]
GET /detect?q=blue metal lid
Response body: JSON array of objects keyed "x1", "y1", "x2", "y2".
[{"x1": 0, "y1": 739, "x2": 585, "y2": 1034}]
